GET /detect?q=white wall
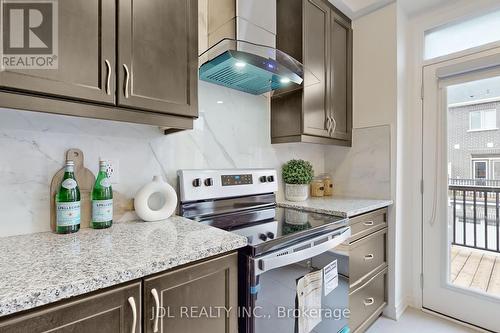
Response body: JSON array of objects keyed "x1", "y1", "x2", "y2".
[
  {"x1": 0, "y1": 81, "x2": 327, "y2": 237},
  {"x1": 351, "y1": 3, "x2": 397, "y2": 130}
]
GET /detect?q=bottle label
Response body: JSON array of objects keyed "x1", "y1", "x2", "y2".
[
  {"x1": 92, "y1": 199, "x2": 113, "y2": 223},
  {"x1": 56, "y1": 201, "x2": 81, "y2": 227},
  {"x1": 62, "y1": 179, "x2": 77, "y2": 190},
  {"x1": 100, "y1": 178, "x2": 111, "y2": 188}
]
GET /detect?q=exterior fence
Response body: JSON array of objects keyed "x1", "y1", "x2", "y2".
[{"x1": 449, "y1": 181, "x2": 500, "y2": 253}]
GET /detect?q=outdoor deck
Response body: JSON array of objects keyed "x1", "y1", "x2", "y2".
[{"x1": 451, "y1": 245, "x2": 500, "y2": 296}]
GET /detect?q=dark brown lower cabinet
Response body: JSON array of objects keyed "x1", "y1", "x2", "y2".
[
  {"x1": 346, "y1": 208, "x2": 389, "y2": 333},
  {"x1": 143, "y1": 253, "x2": 238, "y2": 333},
  {"x1": 0, "y1": 252, "x2": 239, "y2": 333},
  {"x1": 0, "y1": 282, "x2": 141, "y2": 333}
]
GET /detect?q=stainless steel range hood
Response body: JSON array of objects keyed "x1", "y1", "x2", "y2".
[{"x1": 198, "y1": 0, "x2": 314, "y2": 95}]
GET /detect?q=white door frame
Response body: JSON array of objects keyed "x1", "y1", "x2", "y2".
[
  {"x1": 422, "y1": 46, "x2": 500, "y2": 332},
  {"x1": 404, "y1": 0, "x2": 500, "y2": 321}
]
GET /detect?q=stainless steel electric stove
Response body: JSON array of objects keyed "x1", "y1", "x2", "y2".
[{"x1": 178, "y1": 169, "x2": 351, "y2": 333}]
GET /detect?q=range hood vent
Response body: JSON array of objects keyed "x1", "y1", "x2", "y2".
[{"x1": 199, "y1": 39, "x2": 305, "y2": 95}]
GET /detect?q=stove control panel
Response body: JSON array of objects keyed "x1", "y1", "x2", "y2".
[
  {"x1": 221, "y1": 174, "x2": 253, "y2": 186},
  {"x1": 178, "y1": 169, "x2": 278, "y2": 202}
]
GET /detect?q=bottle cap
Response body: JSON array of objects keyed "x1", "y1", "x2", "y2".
[
  {"x1": 66, "y1": 160, "x2": 75, "y2": 166},
  {"x1": 99, "y1": 160, "x2": 108, "y2": 166}
]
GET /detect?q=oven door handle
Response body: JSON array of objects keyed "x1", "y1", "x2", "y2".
[{"x1": 256, "y1": 227, "x2": 350, "y2": 275}]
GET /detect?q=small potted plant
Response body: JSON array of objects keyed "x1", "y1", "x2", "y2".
[{"x1": 282, "y1": 159, "x2": 314, "y2": 202}]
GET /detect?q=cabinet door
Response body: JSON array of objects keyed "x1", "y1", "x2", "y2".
[
  {"x1": 118, "y1": 0, "x2": 198, "y2": 117},
  {"x1": 0, "y1": 283, "x2": 141, "y2": 333},
  {"x1": 302, "y1": 0, "x2": 331, "y2": 138},
  {"x1": 143, "y1": 253, "x2": 238, "y2": 333},
  {"x1": 0, "y1": 0, "x2": 115, "y2": 104},
  {"x1": 329, "y1": 11, "x2": 352, "y2": 141}
]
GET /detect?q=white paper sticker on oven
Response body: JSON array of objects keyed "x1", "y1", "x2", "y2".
[{"x1": 324, "y1": 260, "x2": 338, "y2": 296}]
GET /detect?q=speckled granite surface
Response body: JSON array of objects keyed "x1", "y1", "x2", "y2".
[
  {"x1": 278, "y1": 197, "x2": 392, "y2": 217},
  {"x1": 0, "y1": 216, "x2": 247, "y2": 318}
]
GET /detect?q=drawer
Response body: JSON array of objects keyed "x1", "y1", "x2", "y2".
[
  {"x1": 349, "y1": 208, "x2": 387, "y2": 243},
  {"x1": 349, "y1": 228, "x2": 387, "y2": 288},
  {"x1": 349, "y1": 267, "x2": 387, "y2": 332}
]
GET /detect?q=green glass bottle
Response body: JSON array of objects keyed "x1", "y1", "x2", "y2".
[
  {"x1": 55, "y1": 160, "x2": 81, "y2": 234},
  {"x1": 91, "y1": 161, "x2": 113, "y2": 229}
]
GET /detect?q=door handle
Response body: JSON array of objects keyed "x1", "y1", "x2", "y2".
[
  {"x1": 364, "y1": 254, "x2": 374, "y2": 261},
  {"x1": 105, "y1": 60, "x2": 111, "y2": 95},
  {"x1": 363, "y1": 220, "x2": 374, "y2": 226},
  {"x1": 128, "y1": 297, "x2": 137, "y2": 333},
  {"x1": 123, "y1": 64, "x2": 130, "y2": 98},
  {"x1": 151, "y1": 288, "x2": 160, "y2": 333},
  {"x1": 363, "y1": 297, "x2": 375, "y2": 306}
]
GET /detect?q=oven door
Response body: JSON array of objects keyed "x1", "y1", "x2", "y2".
[{"x1": 244, "y1": 227, "x2": 350, "y2": 333}]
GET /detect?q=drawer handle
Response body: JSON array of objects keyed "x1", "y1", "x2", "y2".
[
  {"x1": 105, "y1": 59, "x2": 111, "y2": 95},
  {"x1": 363, "y1": 297, "x2": 375, "y2": 306},
  {"x1": 128, "y1": 297, "x2": 137, "y2": 333},
  {"x1": 363, "y1": 220, "x2": 374, "y2": 226},
  {"x1": 151, "y1": 288, "x2": 160, "y2": 333},
  {"x1": 364, "y1": 254, "x2": 374, "y2": 261},
  {"x1": 123, "y1": 64, "x2": 130, "y2": 98}
]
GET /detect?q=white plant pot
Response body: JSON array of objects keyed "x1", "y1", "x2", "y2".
[{"x1": 285, "y1": 183, "x2": 309, "y2": 202}]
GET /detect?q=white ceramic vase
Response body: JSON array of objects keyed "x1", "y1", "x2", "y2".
[
  {"x1": 134, "y1": 176, "x2": 177, "y2": 222},
  {"x1": 285, "y1": 183, "x2": 309, "y2": 202}
]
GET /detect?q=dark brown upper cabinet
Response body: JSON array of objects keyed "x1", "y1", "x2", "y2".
[
  {"x1": 0, "y1": 0, "x2": 116, "y2": 104},
  {"x1": 0, "y1": 0, "x2": 198, "y2": 130},
  {"x1": 271, "y1": 0, "x2": 352, "y2": 146},
  {"x1": 0, "y1": 282, "x2": 141, "y2": 333},
  {"x1": 330, "y1": 11, "x2": 352, "y2": 142},
  {"x1": 143, "y1": 253, "x2": 238, "y2": 333},
  {"x1": 118, "y1": 0, "x2": 198, "y2": 117}
]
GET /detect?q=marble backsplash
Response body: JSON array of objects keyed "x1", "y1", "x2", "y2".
[
  {"x1": 0, "y1": 81, "x2": 327, "y2": 237},
  {"x1": 325, "y1": 125, "x2": 391, "y2": 199}
]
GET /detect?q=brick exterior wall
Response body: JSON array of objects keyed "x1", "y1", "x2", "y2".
[{"x1": 448, "y1": 101, "x2": 500, "y2": 179}]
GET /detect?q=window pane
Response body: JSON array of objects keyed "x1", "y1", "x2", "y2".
[
  {"x1": 474, "y1": 161, "x2": 487, "y2": 179},
  {"x1": 470, "y1": 111, "x2": 481, "y2": 130},
  {"x1": 424, "y1": 9, "x2": 500, "y2": 60},
  {"x1": 494, "y1": 161, "x2": 500, "y2": 180},
  {"x1": 484, "y1": 109, "x2": 497, "y2": 129}
]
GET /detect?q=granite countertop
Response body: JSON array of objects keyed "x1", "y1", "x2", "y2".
[
  {"x1": 278, "y1": 196, "x2": 393, "y2": 218},
  {"x1": 0, "y1": 216, "x2": 247, "y2": 318}
]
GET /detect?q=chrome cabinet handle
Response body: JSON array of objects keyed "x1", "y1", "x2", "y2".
[
  {"x1": 105, "y1": 60, "x2": 111, "y2": 95},
  {"x1": 363, "y1": 297, "x2": 375, "y2": 306},
  {"x1": 364, "y1": 254, "x2": 374, "y2": 261},
  {"x1": 123, "y1": 64, "x2": 130, "y2": 98},
  {"x1": 331, "y1": 115, "x2": 337, "y2": 136},
  {"x1": 363, "y1": 220, "x2": 375, "y2": 226},
  {"x1": 326, "y1": 116, "x2": 333, "y2": 136},
  {"x1": 128, "y1": 296, "x2": 137, "y2": 333},
  {"x1": 151, "y1": 288, "x2": 160, "y2": 333}
]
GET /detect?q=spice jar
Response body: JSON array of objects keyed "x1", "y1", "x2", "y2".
[
  {"x1": 310, "y1": 177, "x2": 325, "y2": 197},
  {"x1": 322, "y1": 174, "x2": 333, "y2": 196}
]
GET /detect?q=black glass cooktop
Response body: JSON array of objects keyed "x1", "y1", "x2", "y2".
[{"x1": 198, "y1": 206, "x2": 348, "y2": 256}]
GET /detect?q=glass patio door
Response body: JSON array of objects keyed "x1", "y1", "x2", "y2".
[{"x1": 422, "y1": 46, "x2": 500, "y2": 332}]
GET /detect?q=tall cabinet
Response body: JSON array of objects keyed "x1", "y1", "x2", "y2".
[{"x1": 271, "y1": 0, "x2": 352, "y2": 146}]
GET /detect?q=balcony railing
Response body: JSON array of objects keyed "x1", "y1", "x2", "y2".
[
  {"x1": 449, "y1": 180, "x2": 500, "y2": 253},
  {"x1": 449, "y1": 178, "x2": 500, "y2": 187}
]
